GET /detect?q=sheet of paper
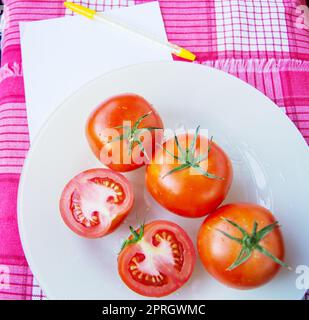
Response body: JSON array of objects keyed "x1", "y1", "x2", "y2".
[{"x1": 20, "y1": 2, "x2": 172, "y2": 141}]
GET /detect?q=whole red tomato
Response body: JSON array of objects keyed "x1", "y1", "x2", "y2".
[
  {"x1": 118, "y1": 220, "x2": 196, "y2": 297},
  {"x1": 197, "y1": 203, "x2": 289, "y2": 289},
  {"x1": 59, "y1": 169, "x2": 134, "y2": 238},
  {"x1": 86, "y1": 93, "x2": 164, "y2": 172},
  {"x1": 146, "y1": 127, "x2": 233, "y2": 218}
]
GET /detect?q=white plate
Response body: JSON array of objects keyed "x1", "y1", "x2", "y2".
[{"x1": 18, "y1": 61, "x2": 309, "y2": 300}]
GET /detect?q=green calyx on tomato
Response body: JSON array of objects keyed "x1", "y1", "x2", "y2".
[
  {"x1": 111, "y1": 112, "x2": 162, "y2": 159},
  {"x1": 161, "y1": 126, "x2": 224, "y2": 179},
  {"x1": 120, "y1": 224, "x2": 145, "y2": 252},
  {"x1": 217, "y1": 218, "x2": 291, "y2": 271}
]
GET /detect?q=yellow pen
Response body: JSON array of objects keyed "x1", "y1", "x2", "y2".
[{"x1": 64, "y1": 2, "x2": 196, "y2": 62}]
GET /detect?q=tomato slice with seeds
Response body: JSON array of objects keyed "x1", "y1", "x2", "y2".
[
  {"x1": 59, "y1": 169, "x2": 134, "y2": 238},
  {"x1": 118, "y1": 220, "x2": 196, "y2": 297}
]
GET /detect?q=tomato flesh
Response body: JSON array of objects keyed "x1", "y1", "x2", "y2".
[
  {"x1": 128, "y1": 253, "x2": 168, "y2": 287},
  {"x1": 70, "y1": 191, "x2": 100, "y2": 228},
  {"x1": 60, "y1": 169, "x2": 134, "y2": 238},
  {"x1": 128, "y1": 229, "x2": 184, "y2": 287},
  {"x1": 118, "y1": 221, "x2": 196, "y2": 297},
  {"x1": 69, "y1": 177, "x2": 125, "y2": 228},
  {"x1": 152, "y1": 230, "x2": 184, "y2": 272}
]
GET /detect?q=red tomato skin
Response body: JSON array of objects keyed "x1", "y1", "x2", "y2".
[
  {"x1": 86, "y1": 93, "x2": 164, "y2": 172},
  {"x1": 146, "y1": 134, "x2": 233, "y2": 218},
  {"x1": 197, "y1": 203, "x2": 285, "y2": 289},
  {"x1": 59, "y1": 169, "x2": 134, "y2": 239},
  {"x1": 118, "y1": 220, "x2": 196, "y2": 297}
]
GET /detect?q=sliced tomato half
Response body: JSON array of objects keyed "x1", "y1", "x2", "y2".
[
  {"x1": 118, "y1": 220, "x2": 196, "y2": 297},
  {"x1": 59, "y1": 168, "x2": 134, "y2": 238}
]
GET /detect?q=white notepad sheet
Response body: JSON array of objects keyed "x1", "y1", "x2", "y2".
[{"x1": 20, "y1": 2, "x2": 172, "y2": 141}]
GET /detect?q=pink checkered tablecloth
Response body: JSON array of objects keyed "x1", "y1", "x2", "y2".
[{"x1": 0, "y1": 0, "x2": 308, "y2": 300}]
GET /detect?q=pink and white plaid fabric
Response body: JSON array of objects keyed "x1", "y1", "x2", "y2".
[{"x1": 0, "y1": 0, "x2": 308, "y2": 300}]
